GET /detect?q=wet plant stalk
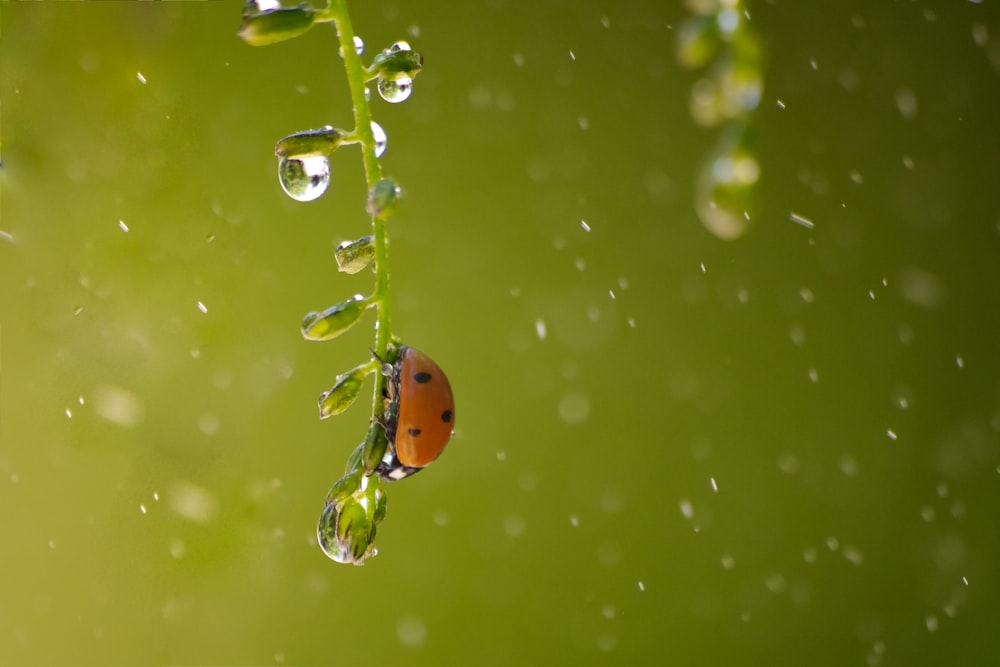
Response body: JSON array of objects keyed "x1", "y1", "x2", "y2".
[{"x1": 327, "y1": 0, "x2": 392, "y2": 419}]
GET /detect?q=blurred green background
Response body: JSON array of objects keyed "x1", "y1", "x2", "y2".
[{"x1": 2, "y1": 1, "x2": 999, "y2": 665}]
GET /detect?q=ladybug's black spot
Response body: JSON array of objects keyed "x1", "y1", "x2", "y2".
[
  {"x1": 408, "y1": 427, "x2": 422, "y2": 437},
  {"x1": 441, "y1": 409, "x2": 453, "y2": 423},
  {"x1": 413, "y1": 371, "x2": 433, "y2": 384}
]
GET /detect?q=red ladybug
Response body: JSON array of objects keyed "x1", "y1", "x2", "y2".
[{"x1": 376, "y1": 346, "x2": 455, "y2": 481}]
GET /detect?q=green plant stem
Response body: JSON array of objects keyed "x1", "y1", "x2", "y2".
[{"x1": 327, "y1": 0, "x2": 392, "y2": 419}]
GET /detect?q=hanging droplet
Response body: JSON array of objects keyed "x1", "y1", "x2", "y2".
[
  {"x1": 338, "y1": 34, "x2": 366, "y2": 58},
  {"x1": 377, "y1": 75, "x2": 413, "y2": 103},
  {"x1": 317, "y1": 502, "x2": 356, "y2": 564},
  {"x1": 316, "y1": 472, "x2": 387, "y2": 565},
  {"x1": 278, "y1": 155, "x2": 329, "y2": 202},
  {"x1": 370, "y1": 121, "x2": 387, "y2": 158}
]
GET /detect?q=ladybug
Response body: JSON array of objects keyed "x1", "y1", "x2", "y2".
[{"x1": 376, "y1": 346, "x2": 455, "y2": 481}]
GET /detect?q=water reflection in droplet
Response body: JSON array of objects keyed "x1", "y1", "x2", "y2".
[
  {"x1": 371, "y1": 121, "x2": 387, "y2": 158},
  {"x1": 377, "y1": 76, "x2": 413, "y2": 103},
  {"x1": 278, "y1": 155, "x2": 330, "y2": 202},
  {"x1": 316, "y1": 502, "x2": 352, "y2": 564}
]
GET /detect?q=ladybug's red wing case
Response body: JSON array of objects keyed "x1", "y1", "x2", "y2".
[{"x1": 376, "y1": 346, "x2": 455, "y2": 480}]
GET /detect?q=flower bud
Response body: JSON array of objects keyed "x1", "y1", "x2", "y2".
[
  {"x1": 362, "y1": 422, "x2": 390, "y2": 475},
  {"x1": 318, "y1": 364, "x2": 371, "y2": 419},
  {"x1": 301, "y1": 295, "x2": 368, "y2": 341},
  {"x1": 275, "y1": 126, "x2": 346, "y2": 159},
  {"x1": 238, "y1": 3, "x2": 316, "y2": 47},
  {"x1": 335, "y1": 236, "x2": 376, "y2": 274},
  {"x1": 370, "y1": 45, "x2": 424, "y2": 81},
  {"x1": 366, "y1": 178, "x2": 402, "y2": 220}
]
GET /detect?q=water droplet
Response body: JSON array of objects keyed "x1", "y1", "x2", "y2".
[
  {"x1": 118, "y1": 219, "x2": 129, "y2": 232},
  {"x1": 679, "y1": 498, "x2": 694, "y2": 519},
  {"x1": 396, "y1": 616, "x2": 427, "y2": 648},
  {"x1": 789, "y1": 211, "x2": 814, "y2": 229},
  {"x1": 972, "y1": 23, "x2": 989, "y2": 47},
  {"x1": 317, "y1": 503, "x2": 353, "y2": 564},
  {"x1": 503, "y1": 515, "x2": 526, "y2": 538},
  {"x1": 278, "y1": 155, "x2": 330, "y2": 202},
  {"x1": 925, "y1": 614, "x2": 939, "y2": 632},
  {"x1": 169, "y1": 538, "x2": 185, "y2": 559},
  {"x1": 168, "y1": 480, "x2": 219, "y2": 524},
  {"x1": 370, "y1": 121, "x2": 387, "y2": 158},
  {"x1": 535, "y1": 318, "x2": 547, "y2": 340},
  {"x1": 557, "y1": 393, "x2": 591, "y2": 424},
  {"x1": 353, "y1": 35, "x2": 364, "y2": 54},
  {"x1": 843, "y1": 545, "x2": 864, "y2": 565},
  {"x1": 94, "y1": 384, "x2": 144, "y2": 427},
  {"x1": 377, "y1": 75, "x2": 413, "y2": 103},
  {"x1": 597, "y1": 634, "x2": 617, "y2": 652},
  {"x1": 390, "y1": 40, "x2": 411, "y2": 52}
]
